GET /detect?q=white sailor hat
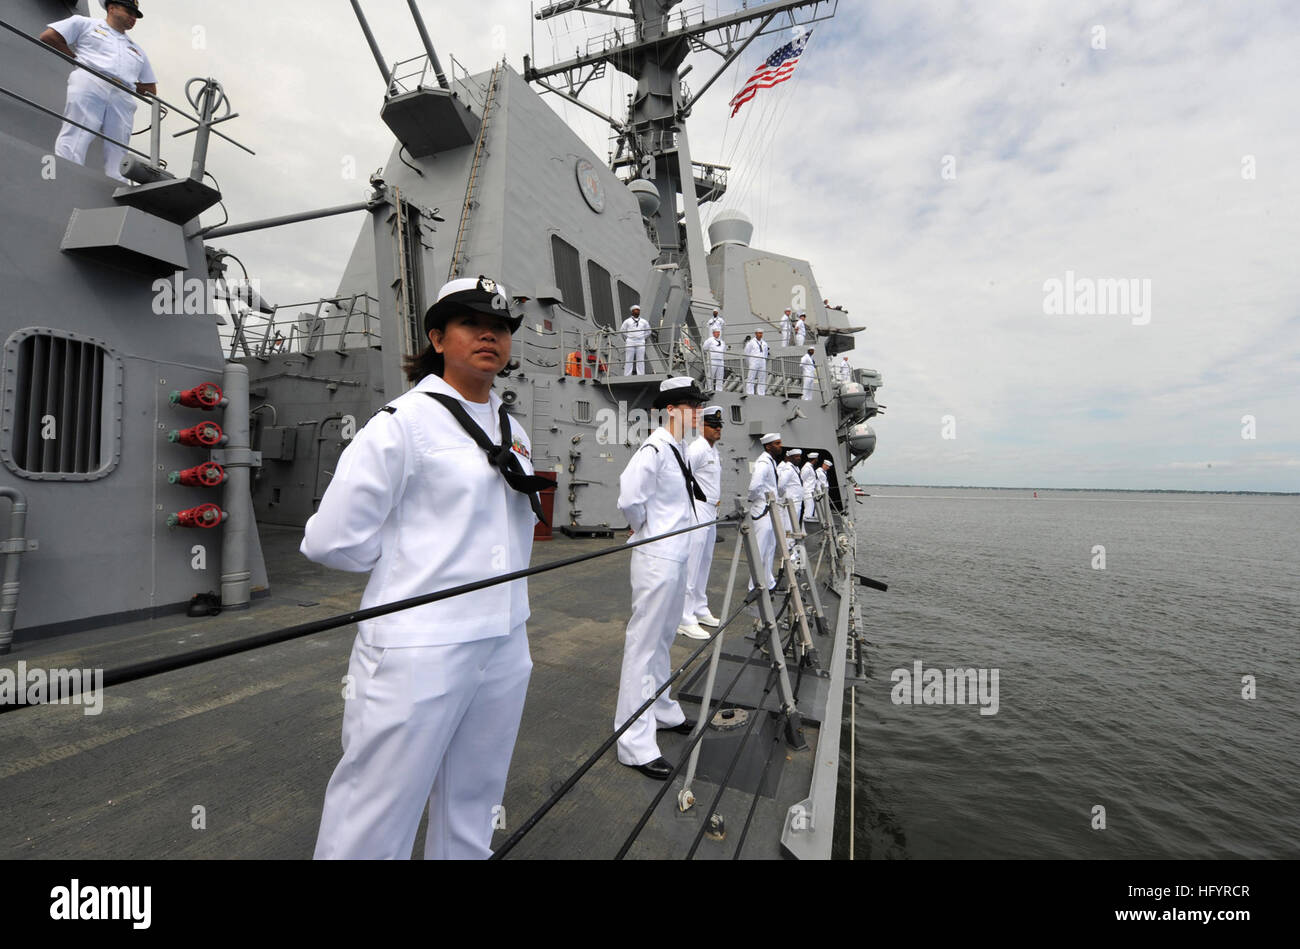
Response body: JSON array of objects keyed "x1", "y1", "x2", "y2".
[
  {"x1": 712, "y1": 307, "x2": 720, "y2": 314},
  {"x1": 700, "y1": 404, "x2": 724, "y2": 425},
  {"x1": 821, "y1": 459, "x2": 832, "y2": 466},
  {"x1": 760, "y1": 432, "x2": 782, "y2": 445},
  {"x1": 423, "y1": 275, "x2": 520, "y2": 334},
  {"x1": 652, "y1": 376, "x2": 706, "y2": 409},
  {"x1": 786, "y1": 446, "x2": 803, "y2": 456},
  {"x1": 630, "y1": 304, "x2": 641, "y2": 313},
  {"x1": 808, "y1": 347, "x2": 816, "y2": 353},
  {"x1": 807, "y1": 452, "x2": 819, "y2": 459}
]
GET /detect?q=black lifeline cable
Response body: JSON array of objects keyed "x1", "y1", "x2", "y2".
[
  {"x1": 489, "y1": 592, "x2": 760, "y2": 860},
  {"x1": 0, "y1": 515, "x2": 738, "y2": 715}
]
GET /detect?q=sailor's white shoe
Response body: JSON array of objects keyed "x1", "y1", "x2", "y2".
[
  {"x1": 695, "y1": 610, "x2": 720, "y2": 627},
  {"x1": 677, "y1": 622, "x2": 709, "y2": 640}
]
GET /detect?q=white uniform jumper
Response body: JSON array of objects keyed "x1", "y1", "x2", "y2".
[
  {"x1": 816, "y1": 466, "x2": 830, "y2": 515},
  {"x1": 794, "y1": 318, "x2": 808, "y2": 347},
  {"x1": 302, "y1": 374, "x2": 537, "y2": 859},
  {"x1": 746, "y1": 451, "x2": 781, "y2": 591},
  {"x1": 779, "y1": 312, "x2": 793, "y2": 346},
  {"x1": 801, "y1": 461, "x2": 818, "y2": 522},
  {"x1": 837, "y1": 357, "x2": 853, "y2": 383},
  {"x1": 620, "y1": 314, "x2": 650, "y2": 375},
  {"x1": 615, "y1": 427, "x2": 698, "y2": 766},
  {"x1": 744, "y1": 337, "x2": 769, "y2": 395},
  {"x1": 47, "y1": 15, "x2": 156, "y2": 181},
  {"x1": 682, "y1": 434, "x2": 721, "y2": 626},
  {"x1": 703, "y1": 336, "x2": 726, "y2": 390},
  {"x1": 776, "y1": 459, "x2": 804, "y2": 563},
  {"x1": 800, "y1": 353, "x2": 817, "y2": 401}
]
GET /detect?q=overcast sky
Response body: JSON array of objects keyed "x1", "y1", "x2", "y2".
[{"x1": 120, "y1": 0, "x2": 1299, "y2": 491}]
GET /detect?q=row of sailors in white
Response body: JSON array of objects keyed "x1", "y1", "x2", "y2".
[
  {"x1": 745, "y1": 435, "x2": 834, "y2": 592},
  {"x1": 619, "y1": 304, "x2": 650, "y2": 375},
  {"x1": 780, "y1": 308, "x2": 810, "y2": 347}
]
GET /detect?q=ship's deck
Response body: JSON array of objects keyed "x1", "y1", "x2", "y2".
[{"x1": 0, "y1": 523, "x2": 846, "y2": 859}]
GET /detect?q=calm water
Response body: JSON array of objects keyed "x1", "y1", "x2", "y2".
[{"x1": 836, "y1": 487, "x2": 1300, "y2": 859}]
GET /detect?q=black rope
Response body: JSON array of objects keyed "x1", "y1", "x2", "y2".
[
  {"x1": 490, "y1": 591, "x2": 759, "y2": 860},
  {"x1": 0, "y1": 515, "x2": 738, "y2": 714}
]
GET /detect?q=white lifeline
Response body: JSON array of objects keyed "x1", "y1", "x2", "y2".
[
  {"x1": 48, "y1": 15, "x2": 156, "y2": 181},
  {"x1": 703, "y1": 335, "x2": 726, "y2": 390},
  {"x1": 800, "y1": 352, "x2": 817, "y2": 401},
  {"x1": 744, "y1": 336, "x2": 769, "y2": 395},
  {"x1": 746, "y1": 451, "x2": 780, "y2": 591},
  {"x1": 682, "y1": 433, "x2": 721, "y2": 625},
  {"x1": 620, "y1": 314, "x2": 650, "y2": 374},
  {"x1": 615, "y1": 426, "x2": 695, "y2": 766},
  {"x1": 801, "y1": 461, "x2": 818, "y2": 522},
  {"x1": 301, "y1": 374, "x2": 537, "y2": 859}
]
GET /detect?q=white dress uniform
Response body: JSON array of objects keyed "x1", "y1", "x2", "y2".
[
  {"x1": 47, "y1": 15, "x2": 156, "y2": 182},
  {"x1": 837, "y1": 356, "x2": 853, "y2": 383},
  {"x1": 779, "y1": 312, "x2": 793, "y2": 346},
  {"x1": 620, "y1": 313, "x2": 650, "y2": 375},
  {"x1": 707, "y1": 312, "x2": 725, "y2": 336},
  {"x1": 746, "y1": 449, "x2": 781, "y2": 591},
  {"x1": 302, "y1": 374, "x2": 537, "y2": 859},
  {"x1": 682, "y1": 433, "x2": 721, "y2": 626},
  {"x1": 776, "y1": 457, "x2": 804, "y2": 562},
  {"x1": 801, "y1": 460, "x2": 818, "y2": 522},
  {"x1": 800, "y1": 352, "x2": 817, "y2": 401},
  {"x1": 615, "y1": 426, "x2": 697, "y2": 766},
  {"x1": 794, "y1": 317, "x2": 808, "y2": 347},
  {"x1": 703, "y1": 335, "x2": 726, "y2": 390},
  {"x1": 744, "y1": 337, "x2": 769, "y2": 395},
  {"x1": 816, "y1": 466, "x2": 831, "y2": 515}
]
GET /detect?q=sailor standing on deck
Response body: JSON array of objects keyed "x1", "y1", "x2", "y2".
[
  {"x1": 615, "y1": 377, "x2": 708, "y2": 779},
  {"x1": 793, "y1": 312, "x2": 809, "y2": 347},
  {"x1": 801, "y1": 452, "x2": 819, "y2": 523},
  {"x1": 679, "y1": 405, "x2": 724, "y2": 639},
  {"x1": 817, "y1": 459, "x2": 832, "y2": 516},
  {"x1": 779, "y1": 308, "x2": 794, "y2": 346},
  {"x1": 40, "y1": 1, "x2": 157, "y2": 183},
  {"x1": 747, "y1": 433, "x2": 784, "y2": 592},
  {"x1": 744, "y1": 329, "x2": 769, "y2": 395},
  {"x1": 836, "y1": 354, "x2": 853, "y2": 384},
  {"x1": 703, "y1": 328, "x2": 726, "y2": 391},
  {"x1": 707, "y1": 307, "x2": 725, "y2": 336},
  {"x1": 620, "y1": 304, "x2": 649, "y2": 375},
  {"x1": 800, "y1": 347, "x2": 817, "y2": 401},
  {"x1": 776, "y1": 446, "x2": 804, "y2": 568},
  {"x1": 303, "y1": 275, "x2": 547, "y2": 860}
]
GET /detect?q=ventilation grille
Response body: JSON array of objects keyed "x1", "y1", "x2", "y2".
[
  {"x1": 731, "y1": 405, "x2": 743, "y2": 424},
  {"x1": 588, "y1": 260, "x2": 615, "y2": 328},
  {"x1": 551, "y1": 234, "x2": 585, "y2": 315},
  {"x1": 3, "y1": 329, "x2": 120, "y2": 480},
  {"x1": 573, "y1": 400, "x2": 592, "y2": 424}
]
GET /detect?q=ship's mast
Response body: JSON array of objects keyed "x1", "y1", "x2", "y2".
[{"x1": 526, "y1": 0, "x2": 836, "y2": 301}]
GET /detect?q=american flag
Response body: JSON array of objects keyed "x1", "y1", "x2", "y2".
[{"x1": 728, "y1": 29, "x2": 813, "y2": 118}]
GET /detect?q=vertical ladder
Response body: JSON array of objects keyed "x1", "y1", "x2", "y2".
[{"x1": 448, "y1": 62, "x2": 504, "y2": 280}]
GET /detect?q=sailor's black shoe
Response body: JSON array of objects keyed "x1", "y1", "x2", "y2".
[
  {"x1": 658, "y1": 719, "x2": 696, "y2": 735},
  {"x1": 626, "y1": 757, "x2": 673, "y2": 779}
]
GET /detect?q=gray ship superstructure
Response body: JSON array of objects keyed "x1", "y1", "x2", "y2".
[{"x1": 0, "y1": 0, "x2": 886, "y2": 860}]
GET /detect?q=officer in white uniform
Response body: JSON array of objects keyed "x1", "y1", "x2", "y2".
[
  {"x1": 41, "y1": 2, "x2": 157, "y2": 183},
  {"x1": 620, "y1": 304, "x2": 650, "y2": 375},
  {"x1": 680, "y1": 405, "x2": 724, "y2": 639},
  {"x1": 779, "y1": 308, "x2": 794, "y2": 346},
  {"x1": 703, "y1": 329, "x2": 726, "y2": 391},
  {"x1": 836, "y1": 354, "x2": 853, "y2": 384},
  {"x1": 801, "y1": 452, "x2": 819, "y2": 523},
  {"x1": 616, "y1": 377, "x2": 707, "y2": 778},
  {"x1": 303, "y1": 275, "x2": 545, "y2": 860},
  {"x1": 747, "y1": 433, "x2": 783, "y2": 592},
  {"x1": 776, "y1": 446, "x2": 804, "y2": 566},
  {"x1": 744, "y1": 329, "x2": 769, "y2": 395},
  {"x1": 800, "y1": 347, "x2": 817, "y2": 401},
  {"x1": 707, "y1": 308, "x2": 725, "y2": 336},
  {"x1": 817, "y1": 459, "x2": 832, "y2": 516},
  {"x1": 794, "y1": 312, "x2": 809, "y2": 347}
]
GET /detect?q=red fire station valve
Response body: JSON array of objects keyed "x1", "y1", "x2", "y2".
[
  {"x1": 170, "y1": 383, "x2": 225, "y2": 409},
  {"x1": 168, "y1": 461, "x2": 226, "y2": 487},
  {"x1": 168, "y1": 422, "x2": 225, "y2": 447},
  {"x1": 166, "y1": 503, "x2": 226, "y2": 529}
]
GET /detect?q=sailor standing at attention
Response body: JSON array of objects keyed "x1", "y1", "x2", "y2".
[
  {"x1": 744, "y1": 329, "x2": 769, "y2": 395},
  {"x1": 620, "y1": 304, "x2": 649, "y2": 375},
  {"x1": 779, "y1": 308, "x2": 794, "y2": 346},
  {"x1": 747, "y1": 433, "x2": 784, "y2": 592},
  {"x1": 793, "y1": 312, "x2": 809, "y2": 347},
  {"x1": 303, "y1": 275, "x2": 547, "y2": 859},
  {"x1": 801, "y1": 451, "x2": 819, "y2": 523},
  {"x1": 707, "y1": 307, "x2": 726, "y2": 336},
  {"x1": 817, "y1": 459, "x2": 832, "y2": 514},
  {"x1": 703, "y1": 328, "x2": 726, "y2": 391},
  {"x1": 836, "y1": 354, "x2": 853, "y2": 384},
  {"x1": 616, "y1": 377, "x2": 708, "y2": 779},
  {"x1": 776, "y1": 446, "x2": 804, "y2": 568},
  {"x1": 40, "y1": 1, "x2": 157, "y2": 183},
  {"x1": 800, "y1": 346, "x2": 817, "y2": 401},
  {"x1": 679, "y1": 405, "x2": 725, "y2": 639}
]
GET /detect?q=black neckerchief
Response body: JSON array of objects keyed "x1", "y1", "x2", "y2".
[
  {"x1": 640, "y1": 437, "x2": 708, "y2": 517},
  {"x1": 424, "y1": 392, "x2": 550, "y2": 525}
]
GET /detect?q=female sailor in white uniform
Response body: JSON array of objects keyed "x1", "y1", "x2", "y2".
[{"x1": 302, "y1": 276, "x2": 546, "y2": 859}]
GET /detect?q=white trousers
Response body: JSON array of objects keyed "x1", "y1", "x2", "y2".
[
  {"x1": 707, "y1": 357, "x2": 725, "y2": 390},
  {"x1": 781, "y1": 328, "x2": 792, "y2": 346},
  {"x1": 803, "y1": 496, "x2": 817, "y2": 522},
  {"x1": 747, "y1": 514, "x2": 776, "y2": 592},
  {"x1": 682, "y1": 508, "x2": 717, "y2": 624},
  {"x1": 55, "y1": 72, "x2": 135, "y2": 182},
  {"x1": 802, "y1": 376, "x2": 815, "y2": 400},
  {"x1": 624, "y1": 343, "x2": 645, "y2": 375},
  {"x1": 314, "y1": 623, "x2": 532, "y2": 860},
  {"x1": 616, "y1": 549, "x2": 687, "y2": 765},
  {"x1": 746, "y1": 363, "x2": 766, "y2": 395}
]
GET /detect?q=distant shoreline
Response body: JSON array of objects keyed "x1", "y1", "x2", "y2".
[{"x1": 858, "y1": 484, "x2": 1300, "y2": 497}]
